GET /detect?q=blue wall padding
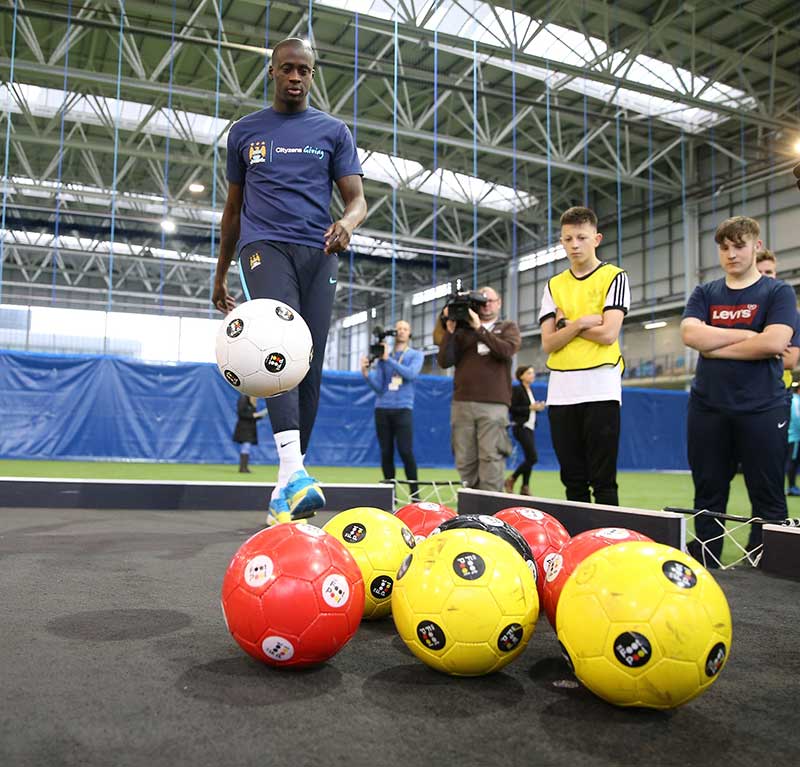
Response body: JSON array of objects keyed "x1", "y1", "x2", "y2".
[{"x1": 0, "y1": 350, "x2": 689, "y2": 470}]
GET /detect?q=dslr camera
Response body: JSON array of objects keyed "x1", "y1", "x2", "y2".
[
  {"x1": 369, "y1": 325, "x2": 397, "y2": 363},
  {"x1": 442, "y1": 289, "x2": 489, "y2": 328}
]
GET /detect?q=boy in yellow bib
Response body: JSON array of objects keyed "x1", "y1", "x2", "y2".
[{"x1": 538, "y1": 207, "x2": 630, "y2": 505}]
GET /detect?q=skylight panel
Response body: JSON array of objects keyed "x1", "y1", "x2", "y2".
[
  {"x1": 2, "y1": 228, "x2": 217, "y2": 265},
  {"x1": 4, "y1": 83, "x2": 528, "y2": 215},
  {"x1": 318, "y1": 0, "x2": 755, "y2": 131},
  {"x1": 518, "y1": 242, "x2": 566, "y2": 272},
  {"x1": 358, "y1": 149, "x2": 535, "y2": 212}
]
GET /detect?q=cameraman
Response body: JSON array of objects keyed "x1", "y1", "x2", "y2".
[
  {"x1": 360, "y1": 320, "x2": 423, "y2": 499},
  {"x1": 437, "y1": 286, "x2": 521, "y2": 491}
]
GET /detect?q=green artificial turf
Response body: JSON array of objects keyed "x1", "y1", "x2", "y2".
[{"x1": 2, "y1": 459, "x2": 796, "y2": 565}]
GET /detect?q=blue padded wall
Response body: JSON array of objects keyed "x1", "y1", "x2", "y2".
[{"x1": 0, "y1": 350, "x2": 688, "y2": 470}]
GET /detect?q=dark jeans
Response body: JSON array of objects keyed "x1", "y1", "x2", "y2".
[
  {"x1": 375, "y1": 408, "x2": 418, "y2": 498},
  {"x1": 511, "y1": 424, "x2": 538, "y2": 486},
  {"x1": 548, "y1": 401, "x2": 620, "y2": 506},
  {"x1": 687, "y1": 398, "x2": 789, "y2": 564},
  {"x1": 240, "y1": 240, "x2": 337, "y2": 455}
]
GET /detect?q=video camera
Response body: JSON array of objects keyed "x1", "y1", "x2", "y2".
[
  {"x1": 369, "y1": 325, "x2": 397, "y2": 363},
  {"x1": 442, "y1": 289, "x2": 489, "y2": 328}
]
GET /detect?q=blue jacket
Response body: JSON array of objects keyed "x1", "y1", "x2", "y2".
[{"x1": 366, "y1": 347, "x2": 424, "y2": 409}]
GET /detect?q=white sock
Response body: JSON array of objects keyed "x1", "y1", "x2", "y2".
[{"x1": 274, "y1": 430, "x2": 303, "y2": 492}]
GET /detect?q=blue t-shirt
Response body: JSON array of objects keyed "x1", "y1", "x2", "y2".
[
  {"x1": 226, "y1": 106, "x2": 362, "y2": 252},
  {"x1": 683, "y1": 276, "x2": 797, "y2": 412},
  {"x1": 366, "y1": 348, "x2": 424, "y2": 410}
]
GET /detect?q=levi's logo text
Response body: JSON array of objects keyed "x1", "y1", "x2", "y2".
[{"x1": 710, "y1": 304, "x2": 759, "y2": 326}]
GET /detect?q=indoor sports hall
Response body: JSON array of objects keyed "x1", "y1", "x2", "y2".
[{"x1": 1, "y1": 2, "x2": 799, "y2": 766}]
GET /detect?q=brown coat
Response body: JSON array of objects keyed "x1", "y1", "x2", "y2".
[{"x1": 437, "y1": 320, "x2": 521, "y2": 406}]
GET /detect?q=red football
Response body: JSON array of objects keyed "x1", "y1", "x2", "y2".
[
  {"x1": 540, "y1": 526, "x2": 653, "y2": 630},
  {"x1": 495, "y1": 507, "x2": 571, "y2": 598},
  {"x1": 221, "y1": 523, "x2": 365, "y2": 668},
  {"x1": 395, "y1": 501, "x2": 457, "y2": 542}
]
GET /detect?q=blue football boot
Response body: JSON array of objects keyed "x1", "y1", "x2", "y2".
[
  {"x1": 266, "y1": 490, "x2": 292, "y2": 527},
  {"x1": 285, "y1": 469, "x2": 325, "y2": 520}
]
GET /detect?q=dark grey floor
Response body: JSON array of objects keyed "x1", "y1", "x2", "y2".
[{"x1": 1, "y1": 507, "x2": 798, "y2": 767}]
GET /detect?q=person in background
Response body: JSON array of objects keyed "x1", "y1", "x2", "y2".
[
  {"x1": 233, "y1": 395, "x2": 266, "y2": 473},
  {"x1": 755, "y1": 249, "x2": 800, "y2": 388},
  {"x1": 360, "y1": 319, "x2": 423, "y2": 500},
  {"x1": 437, "y1": 286, "x2": 521, "y2": 492},
  {"x1": 505, "y1": 365, "x2": 546, "y2": 496},
  {"x1": 787, "y1": 384, "x2": 800, "y2": 497}
]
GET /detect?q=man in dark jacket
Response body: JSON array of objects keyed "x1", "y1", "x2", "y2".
[
  {"x1": 233, "y1": 395, "x2": 265, "y2": 473},
  {"x1": 437, "y1": 286, "x2": 521, "y2": 491}
]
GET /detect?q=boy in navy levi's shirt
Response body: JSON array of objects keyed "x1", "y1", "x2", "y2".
[
  {"x1": 212, "y1": 38, "x2": 367, "y2": 527},
  {"x1": 681, "y1": 215, "x2": 794, "y2": 567}
]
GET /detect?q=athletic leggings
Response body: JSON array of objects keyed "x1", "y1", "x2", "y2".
[{"x1": 239, "y1": 240, "x2": 337, "y2": 455}]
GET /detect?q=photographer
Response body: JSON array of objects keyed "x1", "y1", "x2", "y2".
[
  {"x1": 360, "y1": 320, "x2": 423, "y2": 499},
  {"x1": 436, "y1": 286, "x2": 521, "y2": 491}
]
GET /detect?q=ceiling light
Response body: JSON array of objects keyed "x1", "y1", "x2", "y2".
[
  {"x1": 794, "y1": 139, "x2": 800, "y2": 155},
  {"x1": 644, "y1": 320, "x2": 667, "y2": 330},
  {"x1": 160, "y1": 219, "x2": 176, "y2": 234},
  {"x1": 188, "y1": 183, "x2": 205, "y2": 193}
]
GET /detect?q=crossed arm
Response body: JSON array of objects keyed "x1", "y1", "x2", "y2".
[
  {"x1": 541, "y1": 309, "x2": 625, "y2": 355},
  {"x1": 680, "y1": 318, "x2": 793, "y2": 360}
]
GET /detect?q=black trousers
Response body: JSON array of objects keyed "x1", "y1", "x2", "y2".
[
  {"x1": 375, "y1": 408, "x2": 418, "y2": 497},
  {"x1": 240, "y1": 241, "x2": 337, "y2": 455},
  {"x1": 548, "y1": 401, "x2": 620, "y2": 506},
  {"x1": 687, "y1": 398, "x2": 788, "y2": 563},
  {"x1": 511, "y1": 424, "x2": 538, "y2": 485}
]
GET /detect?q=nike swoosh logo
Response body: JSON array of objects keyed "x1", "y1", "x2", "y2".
[
  {"x1": 329, "y1": 277, "x2": 337, "y2": 284},
  {"x1": 279, "y1": 441, "x2": 297, "y2": 448},
  {"x1": 778, "y1": 421, "x2": 788, "y2": 429}
]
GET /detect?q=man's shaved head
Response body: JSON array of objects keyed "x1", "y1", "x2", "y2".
[{"x1": 271, "y1": 37, "x2": 315, "y2": 67}]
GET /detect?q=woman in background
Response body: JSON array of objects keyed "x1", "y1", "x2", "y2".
[
  {"x1": 505, "y1": 365, "x2": 546, "y2": 495},
  {"x1": 233, "y1": 395, "x2": 265, "y2": 473}
]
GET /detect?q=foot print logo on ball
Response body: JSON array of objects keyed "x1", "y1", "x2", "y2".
[
  {"x1": 224, "y1": 370, "x2": 241, "y2": 387},
  {"x1": 417, "y1": 621, "x2": 446, "y2": 650},
  {"x1": 226, "y1": 318, "x2": 244, "y2": 338},
  {"x1": 343, "y1": 523, "x2": 367, "y2": 543},
  {"x1": 370, "y1": 575, "x2": 393, "y2": 600},
  {"x1": 613, "y1": 632, "x2": 651, "y2": 667},
  {"x1": 400, "y1": 527, "x2": 416, "y2": 549},
  {"x1": 705, "y1": 643, "x2": 727, "y2": 677},
  {"x1": 497, "y1": 624, "x2": 524, "y2": 652},
  {"x1": 453, "y1": 552, "x2": 485, "y2": 580},
  {"x1": 321, "y1": 574, "x2": 350, "y2": 607},
  {"x1": 265, "y1": 352, "x2": 286, "y2": 373},
  {"x1": 244, "y1": 555, "x2": 273, "y2": 587},
  {"x1": 262, "y1": 636, "x2": 295, "y2": 662},
  {"x1": 297, "y1": 523, "x2": 325, "y2": 538},
  {"x1": 662, "y1": 560, "x2": 697, "y2": 588}
]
